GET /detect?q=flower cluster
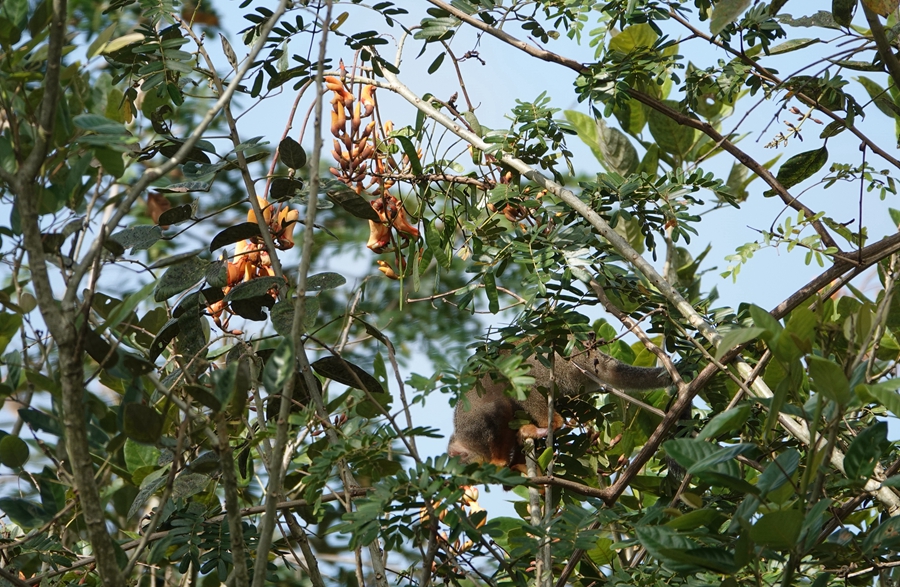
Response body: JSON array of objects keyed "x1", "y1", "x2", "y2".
[
  {"x1": 325, "y1": 74, "x2": 419, "y2": 266},
  {"x1": 208, "y1": 197, "x2": 297, "y2": 334}
]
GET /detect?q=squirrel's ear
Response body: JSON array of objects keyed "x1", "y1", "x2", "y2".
[{"x1": 448, "y1": 438, "x2": 474, "y2": 463}]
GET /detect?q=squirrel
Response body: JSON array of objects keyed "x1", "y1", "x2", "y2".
[{"x1": 447, "y1": 340, "x2": 671, "y2": 470}]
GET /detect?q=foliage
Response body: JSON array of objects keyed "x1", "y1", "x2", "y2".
[{"x1": 2, "y1": 0, "x2": 900, "y2": 586}]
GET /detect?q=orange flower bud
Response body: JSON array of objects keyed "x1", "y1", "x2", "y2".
[
  {"x1": 351, "y1": 101, "x2": 361, "y2": 136},
  {"x1": 376, "y1": 260, "x2": 399, "y2": 279},
  {"x1": 361, "y1": 85, "x2": 376, "y2": 117},
  {"x1": 331, "y1": 106, "x2": 346, "y2": 137}
]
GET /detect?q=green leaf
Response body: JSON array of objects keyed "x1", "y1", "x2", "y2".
[
  {"x1": 858, "y1": 378, "x2": 900, "y2": 417},
  {"x1": 688, "y1": 443, "x2": 755, "y2": 474},
  {"x1": 657, "y1": 547, "x2": 738, "y2": 574},
  {"x1": 0, "y1": 497, "x2": 48, "y2": 528},
  {"x1": 0, "y1": 435, "x2": 29, "y2": 468},
  {"x1": 122, "y1": 403, "x2": 163, "y2": 444},
  {"x1": 263, "y1": 338, "x2": 295, "y2": 395},
  {"x1": 211, "y1": 361, "x2": 238, "y2": 412},
  {"x1": 863, "y1": 515, "x2": 900, "y2": 553},
  {"x1": 749, "y1": 509, "x2": 803, "y2": 549},
  {"x1": 608, "y1": 23, "x2": 658, "y2": 53},
  {"x1": 665, "y1": 508, "x2": 722, "y2": 530},
  {"x1": 73, "y1": 113, "x2": 127, "y2": 134},
  {"x1": 766, "y1": 147, "x2": 828, "y2": 195},
  {"x1": 279, "y1": 137, "x2": 307, "y2": 169},
  {"x1": 148, "y1": 318, "x2": 180, "y2": 362},
  {"x1": 856, "y1": 76, "x2": 900, "y2": 120},
  {"x1": 0, "y1": 312, "x2": 22, "y2": 355},
  {"x1": 110, "y1": 225, "x2": 162, "y2": 253},
  {"x1": 124, "y1": 439, "x2": 161, "y2": 473},
  {"x1": 748, "y1": 304, "x2": 783, "y2": 339},
  {"x1": 209, "y1": 222, "x2": 261, "y2": 252},
  {"x1": 156, "y1": 181, "x2": 211, "y2": 193},
  {"x1": 153, "y1": 256, "x2": 208, "y2": 302},
  {"x1": 710, "y1": 0, "x2": 751, "y2": 35},
  {"x1": 424, "y1": 219, "x2": 451, "y2": 269},
  {"x1": 323, "y1": 179, "x2": 381, "y2": 221},
  {"x1": 270, "y1": 297, "x2": 319, "y2": 337},
  {"x1": 596, "y1": 119, "x2": 639, "y2": 176},
  {"x1": 664, "y1": 438, "x2": 741, "y2": 479},
  {"x1": 306, "y1": 272, "x2": 346, "y2": 291},
  {"x1": 648, "y1": 102, "x2": 696, "y2": 161},
  {"x1": 224, "y1": 276, "x2": 283, "y2": 303},
  {"x1": 757, "y1": 449, "x2": 800, "y2": 496},
  {"x1": 427, "y1": 51, "x2": 445, "y2": 74},
  {"x1": 483, "y1": 272, "x2": 499, "y2": 313},
  {"x1": 768, "y1": 38, "x2": 820, "y2": 55},
  {"x1": 157, "y1": 202, "x2": 196, "y2": 226},
  {"x1": 833, "y1": 0, "x2": 857, "y2": 26},
  {"x1": 311, "y1": 356, "x2": 384, "y2": 394},
  {"x1": 128, "y1": 475, "x2": 167, "y2": 520},
  {"x1": 270, "y1": 178, "x2": 304, "y2": 201},
  {"x1": 807, "y1": 355, "x2": 852, "y2": 405},
  {"x1": 844, "y1": 421, "x2": 889, "y2": 480},
  {"x1": 172, "y1": 472, "x2": 210, "y2": 499},
  {"x1": 697, "y1": 404, "x2": 751, "y2": 440},
  {"x1": 714, "y1": 327, "x2": 766, "y2": 360},
  {"x1": 461, "y1": 111, "x2": 482, "y2": 136},
  {"x1": 634, "y1": 526, "x2": 702, "y2": 573},
  {"x1": 395, "y1": 136, "x2": 423, "y2": 175},
  {"x1": 183, "y1": 384, "x2": 222, "y2": 412},
  {"x1": 564, "y1": 110, "x2": 603, "y2": 165}
]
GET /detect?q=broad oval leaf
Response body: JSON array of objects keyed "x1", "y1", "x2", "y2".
[
  {"x1": 209, "y1": 222, "x2": 262, "y2": 252},
  {"x1": 844, "y1": 421, "x2": 889, "y2": 480},
  {"x1": 172, "y1": 472, "x2": 211, "y2": 499},
  {"x1": 224, "y1": 276, "x2": 283, "y2": 303},
  {"x1": 153, "y1": 256, "x2": 209, "y2": 302},
  {"x1": 122, "y1": 403, "x2": 163, "y2": 444},
  {"x1": 270, "y1": 297, "x2": 319, "y2": 337},
  {"x1": 863, "y1": 0, "x2": 899, "y2": 16},
  {"x1": 807, "y1": 355, "x2": 851, "y2": 405},
  {"x1": 749, "y1": 509, "x2": 803, "y2": 549},
  {"x1": 0, "y1": 435, "x2": 29, "y2": 468},
  {"x1": 767, "y1": 147, "x2": 828, "y2": 195},
  {"x1": 648, "y1": 101, "x2": 697, "y2": 161},
  {"x1": 323, "y1": 179, "x2": 381, "y2": 221},
  {"x1": 311, "y1": 356, "x2": 384, "y2": 395},
  {"x1": 157, "y1": 202, "x2": 196, "y2": 226},
  {"x1": 110, "y1": 225, "x2": 162, "y2": 253},
  {"x1": 279, "y1": 137, "x2": 307, "y2": 169},
  {"x1": 306, "y1": 272, "x2": 346, "y2": 292},
  {"x1": 270, "y1": 177, "x2": 305, "y2": 201}
]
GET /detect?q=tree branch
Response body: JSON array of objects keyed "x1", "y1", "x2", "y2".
[{"x1": 861, "y1": 4, "x2": 900, "y2": 105}]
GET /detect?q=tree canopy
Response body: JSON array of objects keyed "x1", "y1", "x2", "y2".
[{"x1": 2, "y1": 0, "x2": 900, "y2": 586}]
